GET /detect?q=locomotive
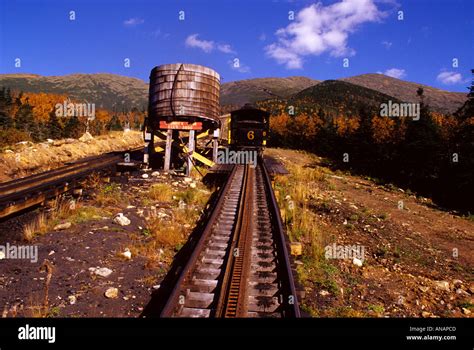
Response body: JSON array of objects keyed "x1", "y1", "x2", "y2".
[{"x1": 228, "y1": 104, "x2": 269, "y2": 152}]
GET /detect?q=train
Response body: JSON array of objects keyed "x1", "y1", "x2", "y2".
[{"x1": 228, "y1": 104, "x2": 269, "y2": 152}]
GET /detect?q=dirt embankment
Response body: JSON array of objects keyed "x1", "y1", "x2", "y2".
[
  {"x1": 0, "y1": 131, "x2": 144, "y2": 182},
  {"x1": 267, "y1": 148, "x2": 474, "y2": 318}
]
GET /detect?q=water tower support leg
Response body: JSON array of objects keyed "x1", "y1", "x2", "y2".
[
  {"x1": 212, "y1": 128, "x2": 220, "y2": 163},
  {"x1": 164, "y1": 129, "x2": 173, "y2": 172},
  {"x1": 187, "y1": 130, "x2": 195, "y2": 176}
]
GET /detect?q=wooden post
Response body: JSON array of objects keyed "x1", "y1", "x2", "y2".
[
  {"x1": 143, "y1": 130, "x2": 152, "y2": 169},
  {"x1": 212, "y1": 128, "x2": 219, "y2": 163},
  {"x1": 164, "y1": 129, "x2": 172, "y2": 172},
  {"x1": 187, "y1": 130, "x2": 195, "y2": 176}
]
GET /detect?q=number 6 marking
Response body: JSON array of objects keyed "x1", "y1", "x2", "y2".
[{"x1": 247, "y1": 131, "x2": 254, "y2": 140}]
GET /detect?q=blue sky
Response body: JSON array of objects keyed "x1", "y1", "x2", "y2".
[{"x1": 0, "y1": 0, "x2": 472, "y2": 92}]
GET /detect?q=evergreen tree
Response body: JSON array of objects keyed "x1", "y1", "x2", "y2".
[
  {"x1": 454, "y1": 69, "x2": 474, "y2": 120},
  {"x1": 14, "y1": 99, "x2": 37, "y2": 134},
  {"x1": 63, "y1": 115, "x2": 83, "y2": 138},
  {"x1": 0, "y1": 112, "x2": 13, "y2": 129},
  {"x1": 46, "y1": 108, "x2": 63, "y2": 139},
  {"x1": 107, "y1": 114, "x2": 122, "y2": 131}
]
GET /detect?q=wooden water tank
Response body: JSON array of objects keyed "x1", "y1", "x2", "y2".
[{"x1": 148, "y1": 63, "x2": 220, "y2": 127}]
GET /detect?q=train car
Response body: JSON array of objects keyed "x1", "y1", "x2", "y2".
[{"x1": 229, "y1": 104, "x2": 269, "y2": 151}]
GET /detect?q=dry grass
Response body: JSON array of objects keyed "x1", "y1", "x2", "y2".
[
  {"x1": 94, "y1": 182, "x2": 128, "y2": 207},
  {"x1": 147, "y1": 183, "x2": 174, "y2": 203},
  {"x1": 270, "y1": 148, "x2": 341, "y2": 306},
  {"x1": 23, "y1": 197, "x2": 73, "y2": 241},
  {"x1": 132, "y1": 184, "x2": 212, "y2": 268},
  {"x1": 23, "y1": 213, "x2": 48, "y2": 242},
  {"x1": 22, "y1": 197, "x2": 110, "y2": 241}
]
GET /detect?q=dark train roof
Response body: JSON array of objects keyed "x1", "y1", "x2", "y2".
[{"x1": 230, "y1": 104, "x2": 270, "y2": 117}]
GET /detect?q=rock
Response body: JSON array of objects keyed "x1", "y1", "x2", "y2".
[
  {"x1": 453, "y1": 279, "x2": 463, "y2": 287},
  {"x1": 172, "y1": 181, "x2": 179, "y2": 186},
  {"x1": 319, "y1": 290, "x2": 330, "y2": 296},
  {"x1": 0, "y1": 251, "x2": 5, "y2": 260},
  {"x1": 419, "y1": 286, "x2": 430, "y2": 293},
  {"x1": 468, "y1": 284, "x2": 474, "y2": 294},
  {"x1": 290, "y1": 242, "x2": 302, "y2": 256},
  {"x1": 157, "y1": 212, "x2": 168, "y2": 219},
  {"x1": 46, "y1": 139, "x2": 54, "y2": 144},
  {"x1": 105, "y1": 287, "x2": 119, "y2": 299},
  {"x1": 462, "y1": 308, "x2": 471, "y2": 315},
  {"x1": 352, "y1": 257, "x2": 363, "y2": 267},
  {"x1": 121, "y1": 249, "x2": 132, "y2": 260},
  {"x1": 48, "y1": 250, "x2": 55, "y2": 256},
  {"x1": 183, "y1": 177, "x2": 193, "y2": 183},
  {"x1": 189, "y1": 182, "x2": 197, "y2": 188},
  {"x1": 433, "y1": 281, "x2": 450, "y2": 292},
  {"x1": 142, "y1": 173, "x2": 149, "y2": 179},
  {"x1": 151, "y1": 171, "x2": 160, "y2": 177},
  {"x1": 68, "y1": 295, "x2": 77, "y2": 305},
  {"x1": 89, "y1": 267, "x2": 113, "y2": 278},
  {"x1": 113, "y1": 213, "x2": 131, "y2": 226},
  {"x1": 178, "y1": 200, "x2": 186, "y2": 209},
  {"x1": 4, "y1": 149, "x2": 13, "y2": 153},
  {"x1": 53, "y1": 222, "x2": 72, "y2": 231},
  {"x1": 79, "y1": 132, "x2": 93, "y2": 142},
  {"x1": 126, "y1": 205, "x2": 136, "y2": 209},
  {"x1": 152, "y1": 285, "x2": 161, "y2": 290},
  {"x1": 456, "y1": 288, "x2": 470, "y2": 297},
  {"x1": 421, "y1": 311, "x2": 431, "y2": 318},
  {"x1": 285, "y1": 195, "x2": 291, "y2": 200}
]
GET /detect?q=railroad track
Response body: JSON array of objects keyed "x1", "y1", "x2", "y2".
[
  {"x1": 0, "y1": 148, "x2": 142, "y2": 220},
  {"x1": 160, "y1": 160, "x2": 300, "y2": 317}
]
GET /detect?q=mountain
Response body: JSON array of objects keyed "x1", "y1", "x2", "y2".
[
  {"x1": 0, "y1": 73, "x2": 467, "y2": 115},
  {"x1": 340, "y1": 74, "x2": 467, "y2": 114},
  {"x1": 220, "y1": 76, "x2": 320, "y2": 106},
  {"x1": 289, "y1": 80, "x2": 403, "y2": 116},
  {"x1": 0, "y1": 73, "x2": 148, "y2": 111}
]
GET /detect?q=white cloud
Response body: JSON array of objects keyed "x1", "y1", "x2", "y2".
[
  {"x1": 228, "y1": 60, "x2": 251, "y2": 73},
  {"x1": 218, "y1": 44, "x2": 236, "y2": 54},
  {"x1": 185, "y1": 34, "x2": 236, "y2": 55},
  {"x1": 266, "y1": 0, "x2": 387, "y2": 69},
  {"x1": 436, "y1": 71, "x2": 463, "y2": 85},
  {"x1": 123, "y1": 17, "x2": 144, "y2": 26},
  {"x1": 377, "y1": 68, "x2": 406, "y2": 79},
  {"x1": 381, "y1": 40, "x2": 392, "y2": 49},
  {"x1": 185, "y1": 34, "x2": 214, "y2": 53}
]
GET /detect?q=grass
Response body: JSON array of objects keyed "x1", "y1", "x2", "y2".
[
  {"x1": 174, "y1": 188, "x2": 209, "y2": 206},
  {"x1": 23, "y1": 197, "x2": 110, "y2": 241},
  {"x1": 147, "y1": 183, "x2": 174, "y2": 202},
  {"x1": 23, "y1": 197, "x2": 73, "y2": 241},
  {"x1": 94, "y1": 182, "x2": 128, "y2": 207},
  {"x1": 131, "y1": 184, "x2": 212, "y2": 268},
  {"x1": 368, "y1": 304, "x2": 385, "y2": 314}
]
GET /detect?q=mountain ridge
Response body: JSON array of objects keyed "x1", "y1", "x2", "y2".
[{"x1": 0, "y1": 72, "x2": 467, "y2": 114}]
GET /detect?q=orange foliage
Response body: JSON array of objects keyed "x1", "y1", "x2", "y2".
[
  {"x1": 20, "y1": 92, "x2": 69, "y2": 122},
  {"x1": 371, "y1": 116, "x2": 397, "y2": 143},
  {"x1": 333, "y1": 115, "x2": 360, "y2": 136},
  {"x1": 270, "y1": 113, "x2": 290, "y2": 137}
]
